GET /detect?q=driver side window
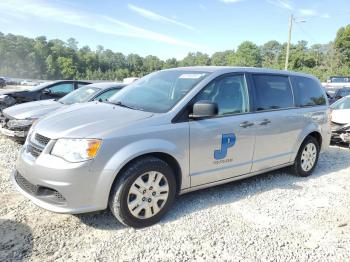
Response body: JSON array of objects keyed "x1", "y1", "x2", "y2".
[
  {"x1": 195, "y1": 75, "x2": 249, "y2": 116},
  {"x1": 48, "y1": 83, "x2": 74, "y2": 95}
]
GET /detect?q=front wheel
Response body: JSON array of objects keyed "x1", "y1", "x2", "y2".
[
  {"x1": 292, "y1": 136, "x2": 320, "y2": 177},
  {"x1": 109, "y1": 157, "x2": 176, "y2": 228}
]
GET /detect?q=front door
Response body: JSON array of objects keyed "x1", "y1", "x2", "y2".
[{"x1": 189, "y1": 74, "x2": 256, "y2": 187}]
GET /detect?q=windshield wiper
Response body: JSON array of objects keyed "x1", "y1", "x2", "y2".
[{"x1": 106, "y1": 101, "x2": 138, "y2": 110}]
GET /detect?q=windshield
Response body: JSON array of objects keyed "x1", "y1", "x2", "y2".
[
  {"x1": 331, "y1": 96, "x2": 350, "y2": 110},
  {"x1": 337, "y1": 89, "x2": 350, "y2": 97},
  {"x1": 108, "y1": 70, "x2": 210, "y2": 113},
  {"x1": 59, "y1": 85, "x2": 101, "y2": 105}
]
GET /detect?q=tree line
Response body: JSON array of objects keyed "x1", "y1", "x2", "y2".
[{"x1": 0, "y1": 25, "x2": 350, "y2": 82}]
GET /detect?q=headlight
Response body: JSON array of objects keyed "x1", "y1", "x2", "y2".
[
  {"x1": 7, "y1": 119, "x2": 35, "y2": 128},
  {"x1": 51, "y1": 139, "x2": 102, "y2": 162},
  {"x1": 25, "y1": 120, "x2": 38, "y2": 144}
]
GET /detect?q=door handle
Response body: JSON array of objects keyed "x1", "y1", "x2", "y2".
[
  {"x1": 240, "y1": 121, "x2": 254, "y2": 128},
  {"x1": 259, "y1": 119, "x2": 271, "y2": 126}
]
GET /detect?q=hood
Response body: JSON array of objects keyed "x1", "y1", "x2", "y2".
[
  {"x1": 35, "y1": 102, "x2": 154, "y2": 139},
  {"x1": 0, "y1": 90, "x2": 28, "y2": 97},
  {"x1": 331, "y1": 109, "x2": 350, "y2": 125},
  {"x1": 3, "y1": 99, "x2": 62, "y2": 120}
]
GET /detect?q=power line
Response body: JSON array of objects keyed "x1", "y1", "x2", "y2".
[{"x1": 294, "y1": 21, "x2": 318, "y2": 44}]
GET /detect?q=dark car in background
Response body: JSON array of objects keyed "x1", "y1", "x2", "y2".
[
  {"x1": 0, "y1": 82, "x2": 125, "y2": 140},
  {"x1": 0, "y1": 80, "x2": 91, "y2": 110},
  {"x1": 328, "y1": 76, "x2": 350, "y2": 83},
  {"x1": 0, "y1": 77, "x2": 6, "y2": 88},
  {"x1": 328, "y1": 87, "x2": 350, "y2": 104}
]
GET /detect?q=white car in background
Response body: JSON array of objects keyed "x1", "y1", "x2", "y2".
[{"x1": 330, "y1": 95, "x2": 350, "y2": 144}]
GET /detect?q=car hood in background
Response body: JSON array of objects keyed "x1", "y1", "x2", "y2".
[
  {"x1": 331, "y1": 109, "x2": 350, "y2": 125},
  {"x1": 35, "y1": 102, "x2": 154, "y2": 139},
  {"x1": 3, "y1": 100, "x2": 62, "y2": 119},
  {"x1": 0, "y1": 90, "x2": 28, "y2": 96}
]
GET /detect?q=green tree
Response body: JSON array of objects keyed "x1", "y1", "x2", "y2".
[
  {"x1": 164, "y1": 58, "x2": 178, "y2": 68},
  {"x1": 1, "y1": 25, "x2": 350, "y2": 81},
  {"x1": 261, "y1": 40, "x2": 282, "y2": 69},
  {"x1": 127, "y1": 54, "x2": 144, "y2": 76},
  {"x1": 67, "y1": 37, "x2": 78, "y2": 51},
  {"x1": 211, "y1": 50, "x2": 235, "y2": 66},
  {"x1": 143, "y1": 55, "x2": 163, "y2": 74},
  {"x1": 335, "y1": 25, "x2": 350, "y2": 66},
  {"x1": 235, "y1": 41, "x2": 262, "y2": 67},
  {"x1": 57, "y1": 57, "x2": 77, "y2": 79},
  {"x1": 180, "y1": 52, "x2": 210, "y2": 66}
]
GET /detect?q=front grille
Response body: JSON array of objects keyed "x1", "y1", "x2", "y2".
[
  {"x1": 26, "y1": 133, "x2": 50, "y2": 158},
  {"x1": 34, "y1": 133, "x2": 50, "y2": 146},
  {"x1": 54, "y1": 191, "x2": 66, "y2": 201},
  {"x1": 15, "y1": 172, "x2": 39, "y2": 195}
]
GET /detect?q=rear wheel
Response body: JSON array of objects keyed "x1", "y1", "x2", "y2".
[
  {"x1": 292, "y1": 136, "x2": 320, "y2": 177},
  {"x1": 109, "y1": 157, "x2": 176, "y2": 228}
]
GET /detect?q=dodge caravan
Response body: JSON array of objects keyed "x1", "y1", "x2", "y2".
[{"x1": 13, "y1": 67, "x2": 331, "y2": 228}]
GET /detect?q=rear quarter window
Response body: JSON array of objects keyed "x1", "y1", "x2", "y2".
[{"x1": 291, "y1": 76, "x2": 326, "y2": 107}]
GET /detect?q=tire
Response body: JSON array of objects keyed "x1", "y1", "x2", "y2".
[
  {"x1": 292, "y1": 136, "x2": 320, "y2": 177},
  {"x1": 108, "y1": 157, "x2": 176, "y2": 228}
]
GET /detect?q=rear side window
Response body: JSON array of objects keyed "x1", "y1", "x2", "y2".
[
  {"x1": 291, "y1": 76, "x2": 326, "y2": 107},
  {"x1": 252, "y1": 75, "x2": 294, "y2": 111}
]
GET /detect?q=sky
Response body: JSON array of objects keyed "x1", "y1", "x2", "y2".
[{"x1": 0, "y1": 0, "x2": 349, "y2": 59}]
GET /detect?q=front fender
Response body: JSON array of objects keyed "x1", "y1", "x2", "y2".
[{"x1": 93, "y1": 138, "x2": 189, "y2": 210}]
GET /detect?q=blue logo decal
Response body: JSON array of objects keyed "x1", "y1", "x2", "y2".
[{"x1": 214, "y1": 133, "x2": 236, "y2": 160}]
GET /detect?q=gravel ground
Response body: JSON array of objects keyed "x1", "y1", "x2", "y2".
[{"x1": 0, "y1": 135, "x2": 349, "y2": 261}]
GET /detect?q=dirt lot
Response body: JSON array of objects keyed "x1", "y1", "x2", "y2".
[{"x1": 0, "y1": 135, "x2": 349, "y2": 261}]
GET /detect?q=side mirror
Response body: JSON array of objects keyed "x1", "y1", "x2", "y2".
[
  {"x1": 190, "y1": 101, "x2": 218, "y2": 119},
  {"x1": 42, "y1": 88, "x2": 51, "y2": 94}
]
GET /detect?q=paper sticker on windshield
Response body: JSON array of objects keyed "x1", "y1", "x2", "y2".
[{"x1": 179, "y1": 74, "x2": 205, "y2": 79}]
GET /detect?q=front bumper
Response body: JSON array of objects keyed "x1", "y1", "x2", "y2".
[
  {"x1": 0, "y1": 126, "x2": 28, "y2": 138},
  {"x1": 331, "y1": 122, "x2": 350, "y2": 143},
  {"x1": 0, "y1": 111, "x2": 31, "y2": 138},
  {"x1": 331, "y1": 131, "x2": 350, "y2": 143},
  {"x1": 13, "y1": 141, "x2": 109, "y2": 214}
]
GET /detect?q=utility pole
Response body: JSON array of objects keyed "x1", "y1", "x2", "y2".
[{"x1": 285, "y1": 14, "x2": 293, "y2": 70}]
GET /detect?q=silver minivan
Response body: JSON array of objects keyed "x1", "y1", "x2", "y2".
[{"x1": 13, "y1": 67, "x2": 331, "y2": 228}]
